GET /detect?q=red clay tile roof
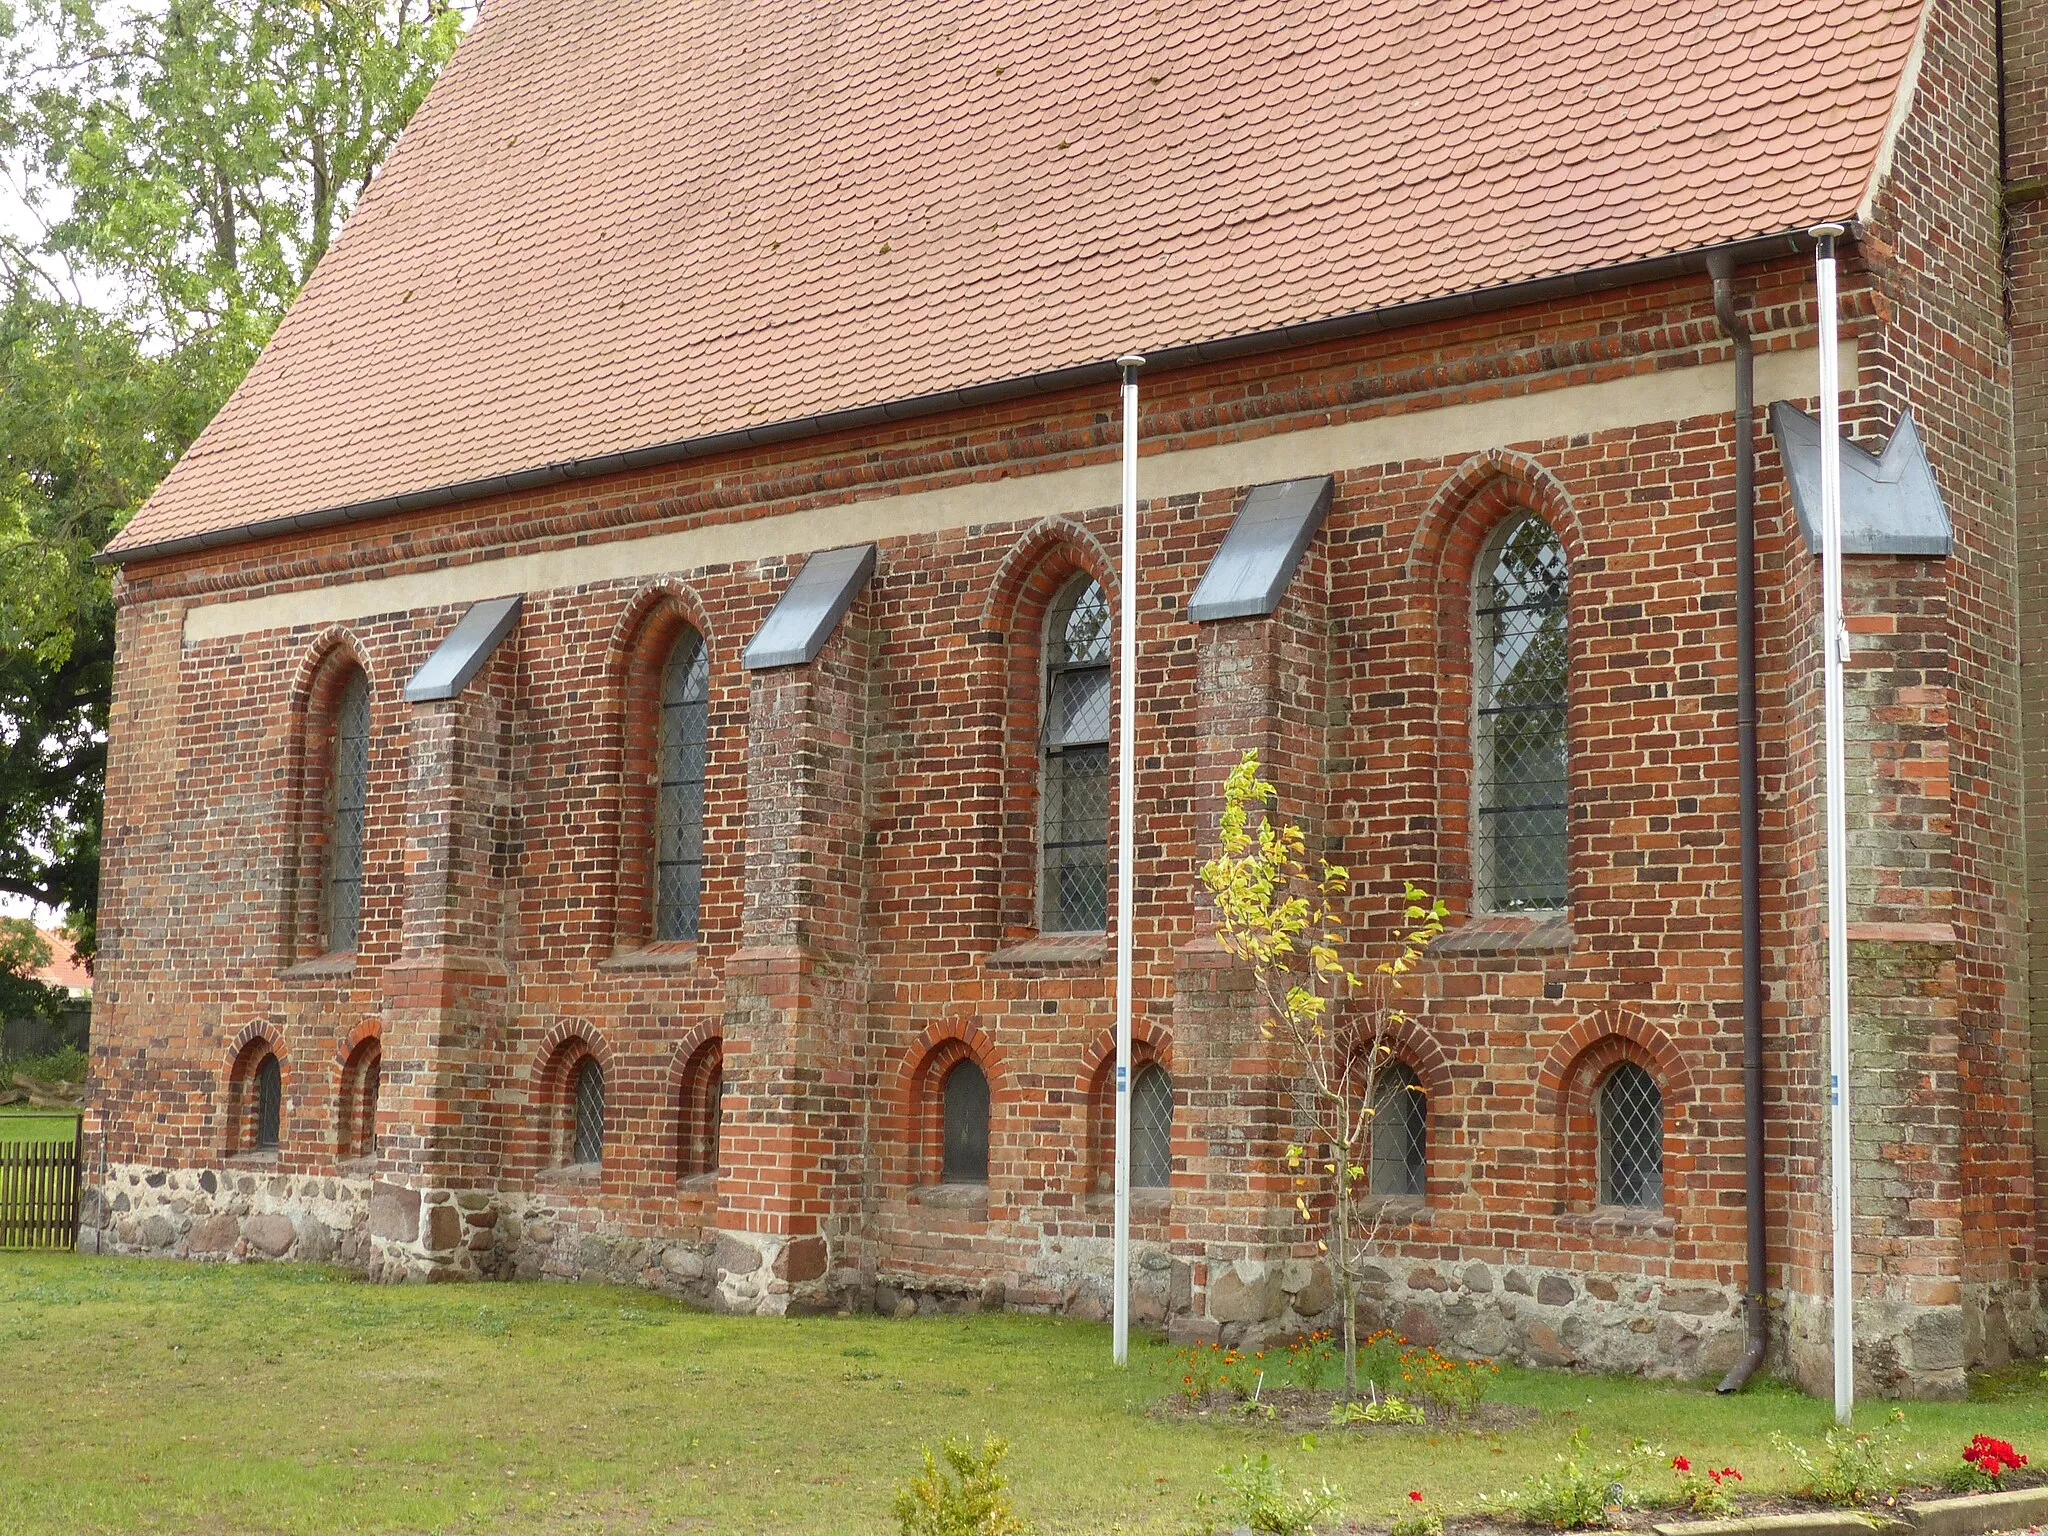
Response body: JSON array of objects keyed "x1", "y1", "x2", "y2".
[
  {"x1": 106, "y1": 0, "x2": 1927, "y2": 560},
  {"x1": 31, "y1": 929, "x2": 89, "y2": 995}
]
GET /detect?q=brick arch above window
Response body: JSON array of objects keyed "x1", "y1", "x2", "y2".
[
  {"x1": 531, "y1": 1024, "x2": 615, "y2": 1172},
  {"x1": 665, "y1": 1020, "x2": 724, "y2": 1182},
  {"x1": 606, "y1": 580, "x2": 722, "y2": 953},
  {"x1": 1075, "y1": 1022, "x2": 1173, "y2": 1195},
  {"x1": 1537, "y1": 1009, "x2": 1693, "y2": 1217},
  {"x1": 1403, "y1": 451, "x2": 1584, "y2": 922},
  {"x1": 976, "y1": 520, "x2": 1120, "y2": 939},
  {"x1": 283, "y1": 631, "x2": 380, "y2": 964},
  {"x1": 223, "y1": 1023, "x2": 289, "y2": 1159},
  {"x1": 886, "y1": 1021, "x2": 1010, "y2": 1189}
]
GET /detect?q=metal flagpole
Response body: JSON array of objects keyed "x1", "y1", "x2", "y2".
[
  {"x1": 1811, "y1": 223, "x2": 1854, "y2": 1425},
  {"x1": 1113, "y1": 353, "x2": 1145, "y2": 1367}
]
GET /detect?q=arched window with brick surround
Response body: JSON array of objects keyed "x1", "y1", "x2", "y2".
[
  {"x1": 227, "y1": 1036, "x2": 287, "y2": 1157},
  {"x1": 325, "y1": 670, "x2": 371, "y2": 951},
  {"x1": 338, "y1": 1036, "x2": 380, "y2": 1162},
  {"x1": 1472, "y1": 512, "x2": 1569, "y2": 912},
  {"x1": 255, "y1": 1055, "x2": 282, "y2": 1150},
  {"x1": 655, "y1": 628, "x2": 711, "y2": 942},
  {"x1": 1598, "y1": 1061, "x2": 1662, "y2": 1208},
  {"x1": 1368, "y1": 1062, "x2": 1427, "y2": 1198},
  {"x1": 1041, "y1": 574, "x2": 1112, "y2": 931},
  {"x1": 941, "y1": 1059, "x2": 990, "y2": 1183},
  {"x1": 676, "y1": 1038, "x2": 723, "y2": 1179}
]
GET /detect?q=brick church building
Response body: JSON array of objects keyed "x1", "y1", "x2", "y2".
[{"x1": 84, "y1": 0, "x2": 2048, "y2": 1396}]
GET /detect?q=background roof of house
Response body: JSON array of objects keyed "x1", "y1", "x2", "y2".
[{"x1": 105, "y1": 0, "x2": 1926, "y2": 561}]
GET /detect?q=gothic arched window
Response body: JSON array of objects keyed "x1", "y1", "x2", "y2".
[
  {"x1": 1598, "y1": 1062, "x2": 1663, "y2": 1209},
  {"x1": 1041, "y1": 575, "x2": 1111, "y2": 932},
  {"x1": 327, "y1": 671, "x2": 371, "y2": 950},
  {"x1": 656, "y1": 630, "x2": 711, "y2": 942},
  {"x1": 1473, "y1": 514, "x2": 1569, "y2": 911},
  {"x1": 254, "y1": 1053, "x2": 283, "y2": 1151}
]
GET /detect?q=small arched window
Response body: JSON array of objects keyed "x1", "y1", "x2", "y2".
[
  {"x1": 1368, "y1": 1063, "x2": 1427, "y2": 1199},
  {"x1": 678, "y1": 1042, "x2": 723, "y2": 1179},
  {"x1": 327, "y1": 671, "x2": 371, "y2": 951},
  {"x1": 1598, "y1": 1061, "x2": 1663, "y2": 1209},
  {"x1": 571, "y1": 1058, "x2": 606, "y2": 1167},
  {"x1": 1042, "y1": 575, "x2": 1112, "y2": 932},
  {"x1": 1473, "y1": 514, "x2": 1569, "y2": 912},
  {"x1": 254, "y1": 1054, "x2": 283, "y2": 1151},
  {"x1": 941, "y1": 1059, "x2": 990, "y2": 1183},
  {"x1": 339, "y1": 1038, "x2": 380, "y2": 1161},
  {"x1": 655, "y1": 629, "x2": 711, "y2": 942},
  {"x1": 1131, "y1": 1064, "x2": 1173, "y2": 1190}
]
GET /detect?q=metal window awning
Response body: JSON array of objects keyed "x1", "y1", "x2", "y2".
[
  {"x1": 403, "y1": 595, "x2": 523, "y2": 702},
  {"x1": 1186, "y1": 476, "x2": 1333, "y2": 622},
  {"x1": 1768, "y1": 403, "x2": 1951, "y2": 557},
  {"x1": 743, "y1": 543, "x2": 877, "y2": 669}
]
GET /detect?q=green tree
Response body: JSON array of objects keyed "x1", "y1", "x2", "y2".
[
  {"x1": 0, "y1": 0, "x2": 465, "y2": 950},
  {"x1": 1199, "y1": 750, "x2": 1445, "y2": 1397}
]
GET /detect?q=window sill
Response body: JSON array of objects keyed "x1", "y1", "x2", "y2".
[
  {"x1": 1084, "y1": 1189, "x2": 1171, "y2": 1219},
  {"x1": 537, "y1": 1162, "x2": 601, "y2": 1188},
  {"x1": 600, "y1": 942, "x2": 701, "y2": 973},
  {"x1": 1358, "y1": 1194, "x2": 1431, "y2": 1227},
  {"x1": 1558, "y1": 1205, "x2": 1674, "y2": 1238},
  {"x1": 675, "y1": 1171, "x2": 718, "y2": 1198},
  {"x1": 281, "y1": 952, "x2": 356, "y2": 982},
  {"x1": 226, "y1": 1150, "x2": 282, "y2": 1170},
  {"x1": 1431, "y1": 913, "x2": 1571, "y2": 957},
  {"x1": 908, "y1": 1182, "x2": 989, "y2": 1222},
  {"x1": 985, "y1": 933, "x2": 1105, "y2": 969},
  {"x1": 336, "y1": 1156, "x2": 375, "y2": 1180}
]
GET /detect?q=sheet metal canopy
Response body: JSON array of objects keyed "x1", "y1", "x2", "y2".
[
  {"x1": 403, "y1": 595, "x2": 523, "y2": 702},
  {"x1": 1768, "y1": 403, "x2": 1951, "y2": 558},
  {"x1": 1186, "y1": 476, "x2": 1333, "y2": 621},
  {"x1": 743, "y1": 543, "x2": 878, "y2": 669}
]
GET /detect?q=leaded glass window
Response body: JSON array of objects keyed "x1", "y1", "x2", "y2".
[
  {"x1": 941, "y1": 1059, "x2": 990, "y2": 1183},
  {"x1": 255, "y1": 1054, "x2": 282, "y2": 1151},
  {"x1": 572, "y1": 1058, "x2": 606, "y2": 1167},
  {"x1": 1474, "y1": 515, "x2": 1569, "y2": 911},
  {"x1": 1131, "y1": 1064, "x2": 1173, "y2": 1189},
  {"x1": 656, "y1": 630, "x2": 710, "y2": 942},
  {"x1": 327, "y1": 672, "x2": 370, "y2": 951},
  {"x1": 1368, "y1": 1062, "x2": 1426, "y2": 1198},
  {"x1": 1598, "y1": 1062, "x2": 1662, "y2": 1209},
  {"x1": 1042, "y1": 576, "x2": 1111, "y2": 932}
]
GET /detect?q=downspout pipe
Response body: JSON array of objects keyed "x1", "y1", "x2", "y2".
[{"x1": 1707, "y1": 252, "x2": 1769, "y2": 1393}]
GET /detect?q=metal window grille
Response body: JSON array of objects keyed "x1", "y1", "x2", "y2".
[
  {"x1": 1130, "y1": 1064, "x2": 1173, "y2": 1189},
  {"x1": 1042, "y1": 576, "x2": 1112, "y2": 932},
  {"x1": 1368, "y1": 1063, "x2": 1427, "y2": 1198},
  {"x1": 1598, "y1": 1062, "x2": 1662, "y2": 1208},
  {"x1": 656, "y1": 631, "x2": 711, "y2": 941},
  {"x1": 1474, "y1": 515, "x2": 1569, "y2": 911},
  {"x1": 572, "y1": 1059, "x2": 606, "y2": 1167},
  {"x1": 941, "y1": 1060, "x2": 990, "y2": 1183},
  {"x1": 327, "y1": 672, "x2": 371, "y2": 951},
  {"x1": 255, "y1": 1054, "x2": 282, "y2": 1151}
]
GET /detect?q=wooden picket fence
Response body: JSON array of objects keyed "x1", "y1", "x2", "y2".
[{"x1": 0, "y1": 1134, "x2": 81, "y2": 1251}]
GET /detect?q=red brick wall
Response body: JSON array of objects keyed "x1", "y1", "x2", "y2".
[{"x1": 87, "y1": 225, "x2": 2025, "y2": 1383}]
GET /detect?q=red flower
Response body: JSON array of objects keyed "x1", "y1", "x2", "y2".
[
  {"x1": 1410, "y1": 1492, "x2": 1425, "y2": 1503},
  {"x1": 1672, "y1": 1456, "x2": 1691, "y2": 1473}
]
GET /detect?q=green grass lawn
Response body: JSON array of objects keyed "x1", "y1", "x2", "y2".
[
  {"x1": 2, "y1": 1252, "x2": 2045, "y2": 1536},
  {"x1": 0, "y1": 1104, "x2": 80, "y2": 1145}
]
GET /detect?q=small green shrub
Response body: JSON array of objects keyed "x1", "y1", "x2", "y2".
[
  {"x1": 1191, "y1": 1454, "x2": 1341, "y2": 1536},
  {"x1": 1389, "y1": 1491, "x2": 1445, "y2": 1536},
  {"x1": 1516, "y1": 1430, "x2": 1621, "y2": 1531},
  {"x1": 5, "y1": 1045, "x2": 87, "y2": 1084},
  {"x1": 1328, "y1": 1395, "x2": 1424, "y2": 1426},
  {"x1": 893, "y1": 1434, "x2": 1027, "y2": 1536},
  {"x1": 1773, "y1": 1421, "x2": 1903, "y2": 1507},
  {"x1": 1280, "y1": 1330, "x2": 1334, "y2": 1391}
]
